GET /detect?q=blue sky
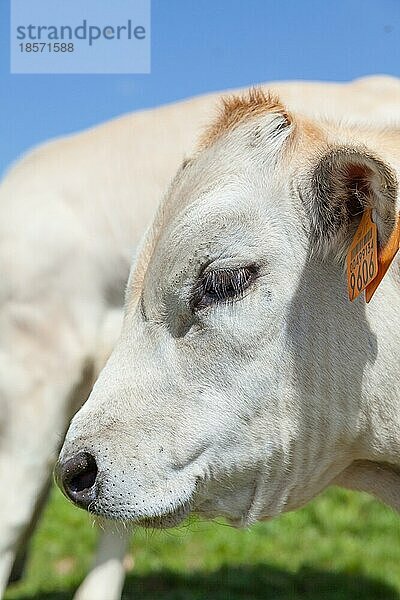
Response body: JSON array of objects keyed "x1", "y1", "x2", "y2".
[{"x1": 1, "y1": 0, "x2": 399, "y2": 175}]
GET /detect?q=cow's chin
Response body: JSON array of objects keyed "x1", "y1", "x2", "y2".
[
  {"x1": 137, "y1": 501, "x2": 191, "y2": 529},
  {"x1": 84, "y1": 475, "x2": 198, "y2": 529},
  {"x1": 90, "y1": 498, "x2": 192, "y2": 529}
]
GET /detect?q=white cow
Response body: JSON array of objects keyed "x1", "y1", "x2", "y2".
[
  {"x1": 58, "y1": 78, "x2": 400, "y2": 587},
  {"x1": 2, "y1": 76, "x2": 400, "y2": 600}
]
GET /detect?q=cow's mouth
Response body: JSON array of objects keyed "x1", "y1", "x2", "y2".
[
  {"x1": 92, "y1": 499, "x2": 191, "y2": 529},
  {"x1": 86, "y1": 483, "x2": 194, "y2": 528},
  {"x1": 137, "y1": 501, "x2": 191, "y2": 529}
]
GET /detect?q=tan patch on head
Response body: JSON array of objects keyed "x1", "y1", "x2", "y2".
[{"x1": 200, "y1": 88, "x2": 291, "y2": 148}]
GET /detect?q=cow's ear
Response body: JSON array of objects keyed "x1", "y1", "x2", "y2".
[{"x1": 307, "y1": 146, "x2": 398, "y2": 258}]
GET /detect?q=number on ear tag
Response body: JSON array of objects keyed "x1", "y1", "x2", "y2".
[{"x1": 347, "y1": 209, "x2": 378, "y2": 302}]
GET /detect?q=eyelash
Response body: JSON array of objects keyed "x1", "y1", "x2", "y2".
[{"x1": 190, "y1": 266, "x2": 258, "y2": 310}]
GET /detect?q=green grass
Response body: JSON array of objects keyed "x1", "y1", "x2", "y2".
[{"x1": 5, "y1": 486, "x2": 400, "y2": 600}]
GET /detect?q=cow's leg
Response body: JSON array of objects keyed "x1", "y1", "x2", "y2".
[
  {"x1": 0, "y1": 368, "x2": 97, "y2": 598},
  {"x1": 12, "y1": 307, "x2": 125, "y2": 587},
  {"x1": 0, "y1": 304, "x2": 125, "y2": 598},
  {"x1": 7, "y1": 473, "x2": 52, "y2": 584},
  {"x1": 0, "y1": 296, "x2": 101, "y2": 598},
  {"x1": 73, "y1": 524, "x2": 130, "y2": 600}
]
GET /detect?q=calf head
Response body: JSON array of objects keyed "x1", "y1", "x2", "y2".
[{"x1": 57, "y1": 90, "x2": 399, "y2": 527}]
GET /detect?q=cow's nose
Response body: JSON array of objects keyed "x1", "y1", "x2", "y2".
[{"x1": 55, "y1": 452, "x2": 98, "y2": 509}]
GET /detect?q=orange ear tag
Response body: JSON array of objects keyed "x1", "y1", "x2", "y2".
[
  {"x1": 346, "y1": 209, "x2": 378, "y2": 302},
  {"x1": 365, "y1": 213, "x2": 400, "y2": 303}
]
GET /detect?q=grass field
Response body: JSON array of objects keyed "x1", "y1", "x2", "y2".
[{"x1": 5, "y1": 485, "x2": 400, "y2": 600}]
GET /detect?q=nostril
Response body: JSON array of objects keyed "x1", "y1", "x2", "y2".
[
  {"x1": 57, "y1": 452, "x2": 98, "y2": 509},
  {"x1": 67, "y1": 455, "x2": 97, "y2": 493}
]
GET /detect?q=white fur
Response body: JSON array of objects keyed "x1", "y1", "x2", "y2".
[
  {"x1": 61, "y1": 81, "x2": 400, "y2": 535},
  {"x1": 2, "y1": 75, "x2": 400, "y2": 599}
]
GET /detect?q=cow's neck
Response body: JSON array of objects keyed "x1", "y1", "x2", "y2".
[
  {"x1": 343, "y1": 262, "x2": 400, "y2": 510},
  {"x1": 289, "y1": 253, "x2": 400, "y2": 511}
]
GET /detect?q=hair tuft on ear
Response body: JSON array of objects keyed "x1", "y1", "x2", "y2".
[{"x1": 307, "y1": 146, "x2": 398, "y2": 260}]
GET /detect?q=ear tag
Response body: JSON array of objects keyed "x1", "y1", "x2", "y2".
[
  {"x1": 365, "y1": 212, "x2": 400, "y2": 303},
  {"x1": 347, "y1": 209, "x2": 378, "y2": 302}
]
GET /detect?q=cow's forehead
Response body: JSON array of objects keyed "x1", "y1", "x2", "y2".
[
  {"x1": 155, "y1": 186, "x2": 270, "y2": 269},
  {"x1": 163, "y1": 112, "x2": 297, "y2": 220},
  {"x1": 128, "y1": 104, "x2": 316, "y2": 305}
]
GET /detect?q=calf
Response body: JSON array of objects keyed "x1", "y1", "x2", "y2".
[
  {"x1": 58, "y1": 84, "x2": 400, "y2": 539},
  {"x1": 2, "y1": 76, "x2": 399, "y2": 600}
]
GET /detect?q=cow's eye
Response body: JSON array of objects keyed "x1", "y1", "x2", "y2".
[{"x1": 191, "y1": 266, "x2": 258, "y2": 310}]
